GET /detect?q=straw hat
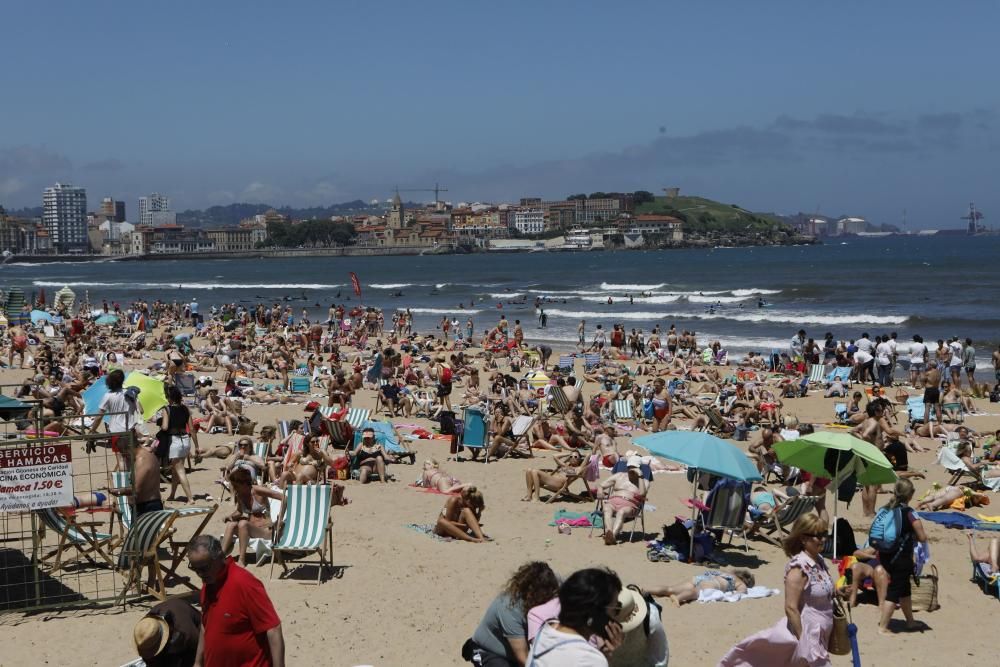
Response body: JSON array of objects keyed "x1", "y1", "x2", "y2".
[
  {"x1": 133, "y1": 615, "x2": 170, "y2": 658},
  {"x1": 613, "y1": 586, "x2": 648, "y2": 633},
  {"x1": 626, "y1": 455, "x2": 642, "y2": 470}
]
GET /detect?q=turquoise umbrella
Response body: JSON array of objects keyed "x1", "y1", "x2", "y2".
[
  {"x1": 95, "y1": 314, "x2": 119, "y2": 326},
  {"x1": 634, "y1": 431, "x2": 761, "y2": 560},
  {"x1": 30, "y1": 309, "x2": 53, "y2": 324},
  {"x1": 634, "y1": 431, "x2": 762, "y2": 482}
]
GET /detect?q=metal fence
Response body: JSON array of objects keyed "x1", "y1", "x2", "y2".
[{"x1": 0, "y1": 415, "x2": 133, "y2": 613}]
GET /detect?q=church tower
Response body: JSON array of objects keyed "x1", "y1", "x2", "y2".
[{"x1": 388, "y1": 190, "x2": 404, "y2": 229}]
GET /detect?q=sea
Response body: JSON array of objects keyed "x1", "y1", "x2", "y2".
[{"x1": 7, "y1": 235, "x2": 1000, "y2": 366}]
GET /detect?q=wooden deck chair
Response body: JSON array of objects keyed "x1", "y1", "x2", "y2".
[
  {"x1": 496, "y1": 415, "x2": 536, "y2": 460},
  {"x1": 109, "y1": 471, "x2": 134, "y2": 543},
  {"x1": 547, "y1": 386, "x2": 573, "y2": 416},
  {"x1": 554, "y1": 355, "x2": 574, "y2": 373},
  {"x1": 235, "y1": 488, "x2": 284, "y2": 566},
  {"x1": 612, "y1": 398, "x2": 636, "y2": 423},
  {"x1": 117, "y1": 504, "x2": 217, "y2": 601},
  {"x1": 807, "y1": 363, "x2": 826, "y2": 385},
  {"x1": 317, "y1": 409, "x2": 353, "y2": 449},
  {"x1": 937, "y1": 444, "x2": 984, "y2": 487},
  {"x1": 254, "y1": 441, "x2": 271, "y2": 483},
  {"x1": 699, "y1": 481, "x2": 751, "y2": 553},
  {"x1": 544, "y1": 458, "x2": 596, "y2": 504},
  {"x1": 35, "y1": 507, "x2": 116, "y2": 573},
  {"x1": 270, "y1": 484, "x2": 335, "y2": 584},
  {"x1": 749, "y1": 495, "x2": 819, "y2": 546},
  {"x1": 700, "y1": 405, "x2": 735, "y2": 438}
]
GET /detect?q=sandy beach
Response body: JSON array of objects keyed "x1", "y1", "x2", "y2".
[{"x1": 2, "y1": 328, "x2": 999, "y2": 667}]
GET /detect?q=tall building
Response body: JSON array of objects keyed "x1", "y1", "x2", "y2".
[
  {"x1": 99, "y1": 197, "x2": 127, "y2": 222},
  {"x1": 43, "y1": 183, "x2": 88, "y2": 253},
  {"x1": 138, "y1": 193, "x2": 170, "y2": 226}
]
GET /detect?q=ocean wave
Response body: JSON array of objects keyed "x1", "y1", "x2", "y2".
[
  {"x1": 407, "y1": 307, "x2": 482, "y2": 315},
  {"x1": 687, "y1": 295, "x2": 751, "y2": 304},
  {"x1": 490, "y1": 292, "x2": 524, "y2": 299},
  {"x1": 599, "y1": 282, "x2": 667, "y2": 291},
  {"x1": 544, "y1": 308, "x2": 907, "y2": 326},
  {"x1": 369, "y1": 283, "x2": 413, "y2": 289},
  {"x1": 731, "y1": 288, "x2": 781, "y2": 296},
  {"x1": 31, "y1": 280, "x2": 342, "y2": 290},
  {"x1": 434, "y1": 283, "x2": 450, "y2": 289},
  {"x1": 579, "y1": 295, "x2": 681, "y2": 304}
]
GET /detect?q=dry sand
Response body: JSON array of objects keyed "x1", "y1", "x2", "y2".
[{"x1": 2, "y1": 347, "x2": 999, "y2": 667}]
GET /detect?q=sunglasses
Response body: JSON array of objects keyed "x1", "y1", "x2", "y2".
[{"x1": 804, "y1": 532, "x2": 828, "y2": 540}]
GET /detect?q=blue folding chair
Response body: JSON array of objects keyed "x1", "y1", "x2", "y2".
[{"x1": 460, "y1": 406, "x2": 489, "y2": 462}]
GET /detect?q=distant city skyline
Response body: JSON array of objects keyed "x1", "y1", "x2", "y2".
[{"x1": 2, "y1": 2, "x2": 998, "y2": 229}]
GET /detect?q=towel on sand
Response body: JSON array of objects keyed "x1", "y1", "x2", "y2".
[
  {"x1": 549, "y1": 509, "x2": 603, "y2": 529},
  {"x1": 914, "y1": 511, "x2": 979, "y2": 529},
  {"x1": 698, "y1": 586, "x2": 779, "y2": 603}
]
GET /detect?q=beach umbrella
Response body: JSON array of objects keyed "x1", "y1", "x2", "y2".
[
  {"x1": 524, "y1": 371, "x2": 550, "y2": 390},
  {"x1": 30, "y1": 309, "x2": 53, "y2": 324},
  {"x1": 82, "y1": 380, "x2": 109, "y2": 417},
  {"x1": 634, "y1": 431, "x2": 761, "y2": 560},
  {"x1": 54, "y1": 286, "x2": 75, "y2": 312},
  {"x1": 95, "y1": 313, "x2": 119, "y2": 326},
  {"x1": 123, "y1": 372, "x2": 168, "y2": 420},
  {"x1": 773, "y1": 430, "x2": 897, "y2": 558}
]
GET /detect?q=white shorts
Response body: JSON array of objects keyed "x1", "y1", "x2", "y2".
[{"x1": 169, "y1": 434, "x2": 192, "y2": 460}]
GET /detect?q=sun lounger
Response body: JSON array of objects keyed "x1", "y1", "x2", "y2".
[
  {"x1": 270, "y1": 483, "x2": 335, "y2": 584},
  {"x1": 546, "y1": 386, "x2": 573, "y2": 416},
  {"x1": 825, "y1": 366, "x2": 852, "y2": 385},
  {"x1": 808, "y1": 364, "x2": 826, "y2": 385},
  {"x1": 554, "y1": 355, "x2": 574, "y2": 373},
  {"x1": 611, "y1": 398, "x2": 636, "y2": 423},
  {"x1": 937, "y1": 443, "x2": 985, "y2": 487},
  {"x1": 583, "y1": 353, "x2": 602, "y2": 371}
]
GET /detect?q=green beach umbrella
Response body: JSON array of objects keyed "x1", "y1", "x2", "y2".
[
  {"x1": 123, "y1": 371, "x2": 168, "y2": 420},
  {"x1": 772, "y1": 430, "x2": 896, "y2": 485},
  {"x1": 773, "y1": 430, "x2": 896, "y2": 558}
]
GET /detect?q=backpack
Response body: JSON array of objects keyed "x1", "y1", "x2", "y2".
[
  {"x1": 869, "y1": 506, "x2": 909, "y2": 558},
  {"x1": 440, "y1": 365, "x2": 453, "y2": 384},
  {"x1": 990, "y1": 384, "x2": 1000, "y2": 403}
]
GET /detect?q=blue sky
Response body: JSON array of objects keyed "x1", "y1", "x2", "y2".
[{"x1": 2, "y1": 1, "x2": 999, "y2": 228}]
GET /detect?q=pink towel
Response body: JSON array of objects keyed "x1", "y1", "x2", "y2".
[{"x1": 556, "y1": 517, "x2": 594, "y2": 527}]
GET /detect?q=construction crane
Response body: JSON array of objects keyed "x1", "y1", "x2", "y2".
[
  {"x1": 961, "y1": 202, "x2": 984, "y2": 235},
  {"x1": 395, "y1": 182, "x2": 449, "y2": 204}
]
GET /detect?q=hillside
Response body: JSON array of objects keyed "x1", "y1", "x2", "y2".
[{"x1": 635, "y1": 195, "x2": 792, "y2": 234}]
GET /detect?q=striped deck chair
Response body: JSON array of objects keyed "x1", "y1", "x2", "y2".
[
  {"x1": 583, "y1": 353, "x2": 601, "y2": 371},
  {"x1": 35, "y1": 507, "x2": 116, "y2": 573},
  {"x1": 807, "y1": 363, "x2": 826, "y2": 385},
  {"x1": 317, "y1": 407, "x2": 353, "y2": 448},
  {"x1": 554, "y1": 355, "x2": 574, "y2": 373},
  {"x1": 611, "y1": 398, "x2": 636, "y2": 423},
  {"x1": 547, "y1": 386, "x2": 573, "y2": 416},
  {"x1": 110, "y1": 471, "x2": 134, "y2": 541},
  {"x1": 699, "y1": 480, "x2": 751, "y2": 553},
  {"x1": 270, "y1": 484, "x2": 335, "y2": 584},
  {"x1": 700, "y1": 405, "x2": 735, "y2": 438},
  {"x1": 117, "y1": 504, "x2": 217, "y2": 601},
  {"x1": 749, "y1": 495, "x2": 819, "y2": 546}
]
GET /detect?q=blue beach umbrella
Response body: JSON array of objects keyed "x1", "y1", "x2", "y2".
[
  {"x1": 30, "y1": 309, "x2": 53, "y2": 324},
  {"x1": 82, "y1": 380, "x2": 109, "y2": 423},
  {"x1": 95, "y1": 313, "x2": 118, "y2": 326},
  {"x1": 634, "y1": 431, "x2": 761, "y2": 560}
]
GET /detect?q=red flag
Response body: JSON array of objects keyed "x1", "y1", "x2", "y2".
[{"x1": 349, "y1": 272, "x2": 362, "y2": 298}]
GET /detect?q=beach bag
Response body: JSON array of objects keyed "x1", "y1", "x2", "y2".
[
  {"x1": 990, "y1": 385, "x2": 1000, "y2": 403},
  {"x1": 911, "y1": 564, "x2": 940, "y2": 612},
  {"x1": 868, "y1": 506, "x2": 904, "y2": 554},
  {"x1": 827, "y1": 596, "x2": 851, "y2": 655}
]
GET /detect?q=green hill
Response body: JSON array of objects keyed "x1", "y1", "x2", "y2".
[{"x1": 635, "y1": 195, "x2": 791, "y2": 234}]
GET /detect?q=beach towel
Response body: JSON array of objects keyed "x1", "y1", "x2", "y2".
[
  {"x1": 405, "y1": 523, "x2": 452, "y2": 541},
  {"x1": 548, "y1": 509, "x2": 603, "y2": 529},
  {"x1": 914, "y1": 511, "x2": 980, "y2": 529},
  {"x1": 408, "y1": 483, "x2": 455, "y2": 496},
  {"x1": 697, "y1": 586, "x2": 780, "y2": 603}
]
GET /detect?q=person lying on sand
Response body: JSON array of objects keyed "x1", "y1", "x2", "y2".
[
  {"x1": 647, "y1": 568, "x2": 755, "y2": 605},
  {"x1": 420, "y1": 458, "x2": 472, "y2": 494}
]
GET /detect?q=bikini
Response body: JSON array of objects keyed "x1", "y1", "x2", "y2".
[{"x1": 694, "y1": 570, "x2": 737, "y2": 592}]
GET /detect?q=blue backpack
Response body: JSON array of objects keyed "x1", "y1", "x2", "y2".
[{"x1": 869, "y1": 506, "x2": 907, "y2": 557}]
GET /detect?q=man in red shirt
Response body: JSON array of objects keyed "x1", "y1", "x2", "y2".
[{"x1": 189, "y1": 535, "x2": 284, "y2": 667}]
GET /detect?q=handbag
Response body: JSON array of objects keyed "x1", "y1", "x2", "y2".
[
  {"x1": 827, "y1": 595, "x2": 851, "y2": 656},
  {"x1": 910, "y1": 564, "x2": 940, "y2": 612}
]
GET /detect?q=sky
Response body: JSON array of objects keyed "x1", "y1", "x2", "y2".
[{"x1": 2, "y1": 0, "x2": 999, "y2": 228}]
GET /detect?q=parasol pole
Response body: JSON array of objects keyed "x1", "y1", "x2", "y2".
[
  {"x1": 689, "y1": 469, "x2": 699, "y2": 562},
  {"x1": 833, "y1": 450, "x2": 841, "y2": 560}
]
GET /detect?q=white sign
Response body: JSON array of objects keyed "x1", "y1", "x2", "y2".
[{"x1": 0, "y1": 443, "x2": 74, "y2": 512}]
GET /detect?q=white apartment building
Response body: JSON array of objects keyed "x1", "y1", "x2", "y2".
[
  {"x1": 512, "y1": 208, "x2": 544, "y2": 235},
  {"x1": 42, "y1": 183, "x2": 88, "y2": 253},
  {"x1": 138, "y1": 193, "x2": 170, "y2": 226}
]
